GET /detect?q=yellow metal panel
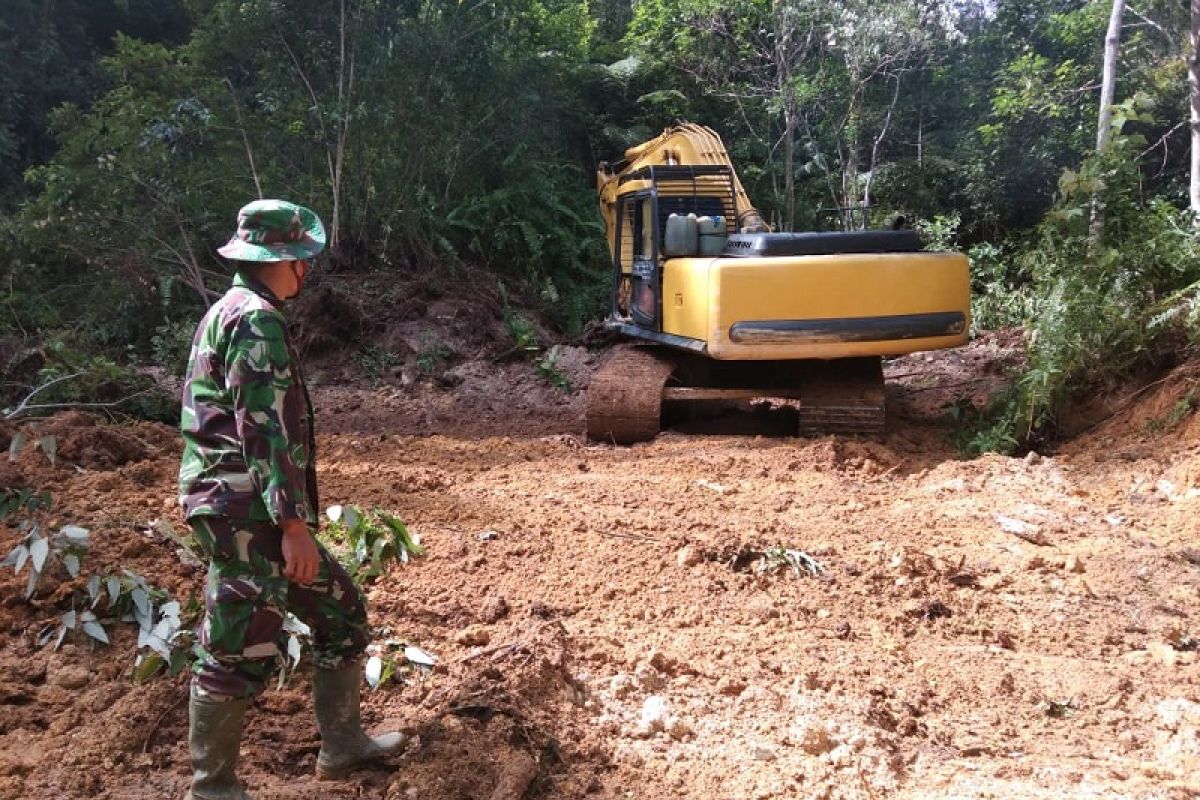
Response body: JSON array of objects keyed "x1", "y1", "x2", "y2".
[
  {"x1": 705, "y1": 252, "x2": 970, "y2": 360},
  {"x1": 662, "y1": 257, "x2": 715, "y2": 341}
]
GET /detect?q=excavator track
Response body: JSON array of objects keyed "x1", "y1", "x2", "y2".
[
  {"x1": 587, "y1": 348, "x2": 885, "y2": 443},
  {"x1": 795, "y1": 357, "x2": 886, "y2": 436},
  {"x1": 586, "y1": 346, "x2": 677, "y2": 444}
]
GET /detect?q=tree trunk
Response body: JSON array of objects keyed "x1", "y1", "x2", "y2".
[
  {"x1": 1096, "y1": 0, "x2": 1126, "y2": 152},
  {"x1": 774, "y1": 9, "x2": 796, "y2": 231},
  {"x1": 1091, "y1": 0, "x2": 1126, "y2": 244},
  {"x1": 864, "y1": 75, "x2": 903, "y2": 220},
  {"x1": 331, "y1": 0, "x2": 347, "y2": 249},
  {"x1": 783, "y1": 108, "x2": 796, "y2": 232},
  {"x1": 1190, "y1": 0, "x2": 1200, "y2": 217}
]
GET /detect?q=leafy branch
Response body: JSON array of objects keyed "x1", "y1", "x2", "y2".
[{"x1": 322, "y1": 504, "x2": 424, "y2": 584}]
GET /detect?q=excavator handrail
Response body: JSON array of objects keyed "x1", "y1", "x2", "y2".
[{"x1": 617, "y1": 163, "x2": 734, "y2": 185}]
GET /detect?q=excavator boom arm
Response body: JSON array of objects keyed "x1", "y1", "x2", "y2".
[{"x1": 597, "y1": 123, "x2": 767, "y2": 259}]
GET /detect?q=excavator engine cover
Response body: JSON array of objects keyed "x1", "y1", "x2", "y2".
[{"x1": 721, "y1": 230, "x2": 921, "y2": 258}]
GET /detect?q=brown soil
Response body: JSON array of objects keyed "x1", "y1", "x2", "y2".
[{"x1": 0, "y1": 332, "x2": 1198, "y2": 800}]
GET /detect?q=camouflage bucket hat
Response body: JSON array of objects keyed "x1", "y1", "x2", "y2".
[{"x1": 217, "y1": 199, "x2": 326, "y2": 262}]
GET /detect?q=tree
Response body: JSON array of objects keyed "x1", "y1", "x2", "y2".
[
  {"x1": 627, "y1": 0, "x2": 968, "y2": 230},
  {"x1": 1191, "y1": 0, "x2": 1200, "y2": 217},
  {"x1": 1096, "y1": 0, "x2": 1126, "y2": 152}
]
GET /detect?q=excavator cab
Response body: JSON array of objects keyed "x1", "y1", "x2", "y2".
[{"x1": 608, "y1": 164, "x2": 739, "y2": 340}]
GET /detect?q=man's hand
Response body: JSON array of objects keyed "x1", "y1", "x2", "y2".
[{"x1": 281, "y1": 519, "x2": 320, "y2": 585}]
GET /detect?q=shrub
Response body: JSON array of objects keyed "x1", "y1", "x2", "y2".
[{"x1": 965, "y1": 137, "x2": 1200, "y2": 451}]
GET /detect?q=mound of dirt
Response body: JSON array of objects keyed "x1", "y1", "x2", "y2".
[
  {"x1": 26, "y1": 412, "x2": 177, "y2": 470},
  {"x1": 290, "y1": 283, "x2": 375, "y2": 357},
  {"x1": 0, "y1": 339, "x2": 46, "y2": 408},
  {"x1": 387, "y1": 622, "x2": 587, "y2": 800}
]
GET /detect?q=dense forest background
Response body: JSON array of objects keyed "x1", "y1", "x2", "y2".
[{"x1": 2, "y1": 0, "x2": 1200, "y2": 450}]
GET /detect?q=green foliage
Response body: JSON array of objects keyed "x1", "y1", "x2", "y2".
[
  {"x1": 1, "y1": 495, "x2": 86, "y2": 600},
  {"x1": 1144, "y1": 389, "x2": 1199, "y2": 433},
  {"x1": 354, "y1": 345, "x2": 400, "y2": 384},
  {"x1": 0, "y1": 485, "x2": 202, "y2": 674},
  {"x1": 4, "y1": 0, "x2": 1200, "y2": 458},
  {"x1": 966, "y1": 134, "x2": 1200, "y2": 451},
  {"x1": 0, "y1": 487, "x2": 52, "y2": 520},
  {"x1": 757, "y1": 546, "x2": 824, "y2": 578},
  {"x1": 916, "y1": 213, "x2": 961, "y2": 252},
  {"x1": 364, "y1": 640, "x2": 438, "y2": 691},
  {"x1": 535, "y1": 345, "x2": 572, "y2": 393},
  {"x1": 499, "y1": 285, "x2": 540, "y2": 351},
  {"x1": 3, "y1": 0, "x2": 611, "y2": 375},
  {"x1": 5, "y1": 339, "x2": 178, "y2": 423},
  {"x1": 150, "y1": 319, "x2": 196, "y2": 375},
  {"x1": 946, "y1": 396, "x2": 1022, "y2": 456},
  {"x1": 969, "y1": 242, "x2": 1033, "y2": 333},
  {"x1": 321, "y1": 504, "x2": 425, "y2": 584},
  {"x1": 0, "y1": 0, "x2": 191, "y2": 208},
  {"x1": 415, "y1": 336, "x2": 453, "y2": 377}
]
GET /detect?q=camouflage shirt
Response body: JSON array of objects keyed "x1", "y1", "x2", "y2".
[{"x1": 178, "y1": 272, "x2": 318, "y2": 525}]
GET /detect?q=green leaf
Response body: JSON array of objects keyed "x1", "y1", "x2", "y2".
[
  {"x1": 60, "y1": 525, "x2": 89, "y2": 544},
  {"x1": 1, "y1": 544, "x2": 25, "y2": 570},
  {"x1": 378, "y1": 510, "x2": 425, "y2": 557},
  {"x1": 168, "y1": 648, "x2": 190, "y2": 676},
  {"x1": 286, "y1": 634, "x2": 302, "y2": 668},
  {"x1": 107, "y1": 575, "x2": 121, "y2": 606},
  {"x1": 8, "y1": 433, "x2": 26, "y2": 461},
  {"x1": 29, "y1": 535, "x2": 49, "y2": 572},
  {"x1": 404, "y1": 645, "x2": 437, "y2": 667},
  {"x1": 379, "y1": 657, "x2": 396, "y2": 687},
  {"x1": 36, "y1": 436, "x2": 56, "y2": 465},
  {"x1": 141, "y1": 629, "x2": 172, "y2": 659},
  {"x1": 87, "y1": 574, "x2": 102, "y2": 606},
  {"x1": 82, "y1": 619, "x2": 109, "y2": 645},
  {"x1": 134, "y1": 653, "x2": 165, "y2": 682},
  {"x1": 365, "y1": 654, "x2": 383, "y2": 689},
  {"x1": 55, "y1": 609, "x2": 78, "y2": 648},
  {"x1": 131, "y1": 587, "x2": 152, "y2": 628},
  {"x1": 63, "y1": 553, "x2": 80, "y2": 578}
]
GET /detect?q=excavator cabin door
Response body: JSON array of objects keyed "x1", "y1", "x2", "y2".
[{"x1": 613, "y1": 193, "x2": 661, "y2": 331}]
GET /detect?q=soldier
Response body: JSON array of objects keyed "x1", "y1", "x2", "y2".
[{"x1": 178, "y1": 200, "x2": 402, "y2": 799}]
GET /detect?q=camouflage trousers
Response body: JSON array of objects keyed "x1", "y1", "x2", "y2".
[{"x1": 189, "y1": 516, "x2": 369, "y2": 699}]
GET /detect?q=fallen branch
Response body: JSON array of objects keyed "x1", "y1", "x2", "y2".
[
  {"x1": 455, "y1": 641, "x2": 530, "y2": 664},
  {"x1": 597, "y1": 530, "x2": 660, "y2": 543},
  {"x1": 1005, "y1": 528, "x2": 1050, "y2": 547},
  {"x1": 870, "y1": 459, "x2": 907, "y2": 481},
  {"x1": 901, "y1": 378, "x2": 989, "y2": 395},
  {"x1": 3, "y1": 372, "x2": 83, "y2": 420},
  {"x1": 6, "y1": 388, "x2": 158, "y2": 421}
]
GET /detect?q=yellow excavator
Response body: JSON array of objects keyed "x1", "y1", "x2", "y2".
[{"x1": 586, "y1": 123, "x2": 970, "y2": 443}]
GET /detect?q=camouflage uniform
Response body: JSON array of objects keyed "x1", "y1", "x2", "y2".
[{"x1": 179, "y1": 272, "x2": 368, "y2": 699}]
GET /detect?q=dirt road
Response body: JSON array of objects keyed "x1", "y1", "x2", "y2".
[{"x1": 0, "y1": 341, "x2": 1197, "y2": 799}]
